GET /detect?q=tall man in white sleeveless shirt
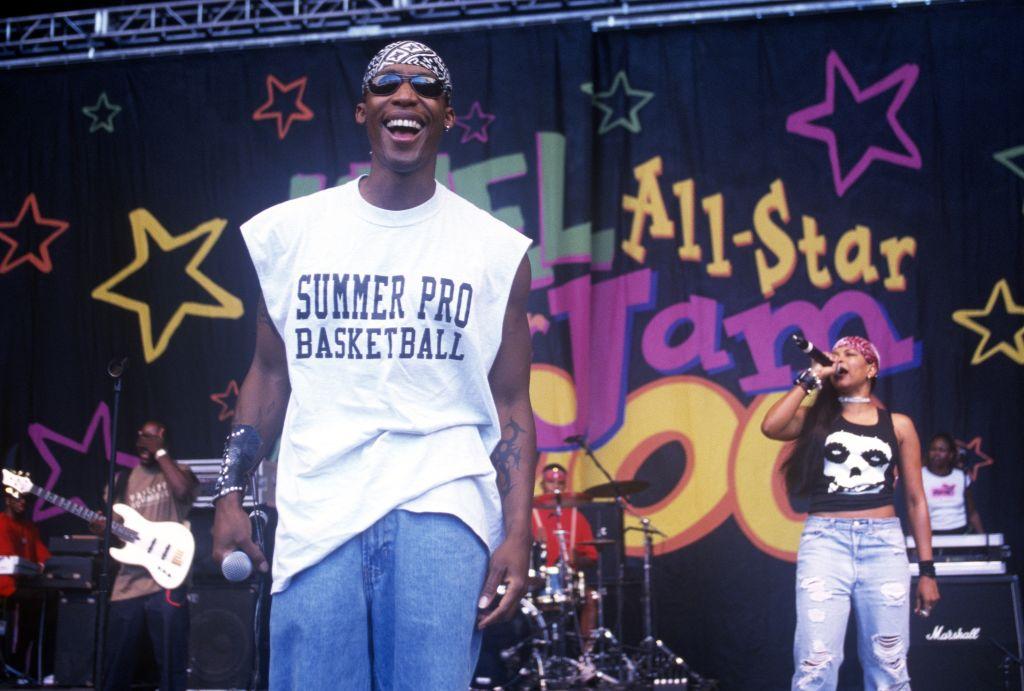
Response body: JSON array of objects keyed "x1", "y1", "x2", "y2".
[{"x1": 210, "y1": 40, "x2": 536, "y2": 689}]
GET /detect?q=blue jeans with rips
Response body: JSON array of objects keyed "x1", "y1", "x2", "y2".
[
  {"x1": 269, "y1": 509, "x2": 489, "y2": 691},
  {"x1": 792, "y1": 516, "x2": 911, "y2": 691}
]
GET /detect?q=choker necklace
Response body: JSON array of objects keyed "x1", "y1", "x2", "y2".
[{"x1": 838, "y1": 396, "x2": 871, "y2": 404}]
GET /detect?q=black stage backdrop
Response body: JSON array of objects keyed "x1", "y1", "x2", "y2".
[{"x1": 1, "y1": 2, "x2": 1023, "y2": 687}]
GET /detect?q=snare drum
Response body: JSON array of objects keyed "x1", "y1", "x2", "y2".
[{"x1": 532, "y1": 565, "x2": 585, "y2": 610}]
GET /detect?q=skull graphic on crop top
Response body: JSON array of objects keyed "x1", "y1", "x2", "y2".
[{"x1": 821, "y1": 430, "x2": 892, "y2": 494}]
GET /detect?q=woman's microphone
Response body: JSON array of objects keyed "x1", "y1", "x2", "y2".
[{"x1": 791, "y1": 333, "x2": 842, "y2": 372}]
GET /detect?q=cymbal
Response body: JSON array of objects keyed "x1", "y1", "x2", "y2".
[
  {"x1": 532, "y1": 492, "x2": 591, "y2": 509},
  {"x1": 577, "y1": 538, "x2": 617, "y2": 547},
  {"x1": 583, "y1": 480, "x2": 650, "y2": 499}
]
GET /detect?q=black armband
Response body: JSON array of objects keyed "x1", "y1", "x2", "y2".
[
  {"x1": 794, "y1": 368, "x2": 822, "y2": 394},
  {"x1": 918, "y1": 560, "x2": 937, "y2": 579},
  {"x1": 213, "y1": 425, "x2": 263, "y2": 503}
]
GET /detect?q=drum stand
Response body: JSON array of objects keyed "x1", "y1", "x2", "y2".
[
  {"x1": 537, "y1": 493, "x2": 626, "y2": 688},
  {"x1": 542, "y1": 493, "x2": 585, "y2": 688},
  {"x1": 629, "y1": 519, "x2": 693, "y2": 683},
  {"x1": 571, "y1": 439, "x2": 636, "y2": 642},
  {"x1": 579, "y1": 536, "x2": 633, "y2": 686}
]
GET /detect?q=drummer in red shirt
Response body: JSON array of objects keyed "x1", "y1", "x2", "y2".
[
  {"x1": 531, "y1": 463, "x2": 598, "y2": 641},
  {"x1": 0, "y1": 484, "x2": 49, "y2": 597}
]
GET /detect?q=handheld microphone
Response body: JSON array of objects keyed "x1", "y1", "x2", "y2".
[
  {"x1": 563, "y1": 435, "x2": 586, "y2": 446},
  {"x1": 221, "y1": 551, "x2": 253, "y2": 582},
  {"x1": 790, "y1": 333, "x2": 835, "y2": 369}
]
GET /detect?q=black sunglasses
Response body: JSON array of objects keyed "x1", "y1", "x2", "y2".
[{"x1": 367, "y1": 73, "x2": 445, "y2": 99}]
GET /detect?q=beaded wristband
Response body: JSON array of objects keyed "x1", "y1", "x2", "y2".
[{"x1": 794, "y1": 368, "x2": 822, "y2": 393}]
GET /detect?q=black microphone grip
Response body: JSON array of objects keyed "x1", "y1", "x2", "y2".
[{"x1": 790, "y1": 333, "x2": 834, "y2": 368}]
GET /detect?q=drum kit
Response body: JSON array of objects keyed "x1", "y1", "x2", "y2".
[{"x1": 473, "y1": 468, "x2": 705, "y2": 690}]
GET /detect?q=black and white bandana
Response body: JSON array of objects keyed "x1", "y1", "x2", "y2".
[{"x1": 362, "y1": 40, "x2": 453, "y2": 102}]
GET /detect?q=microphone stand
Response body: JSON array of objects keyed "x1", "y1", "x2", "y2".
[
  {"x1": 94, "y1": 358, "x2": 127, "y2": 689},
  {"x1": 571, "y1": 438, "x2": 631, "y2": 642},
  {"x1": 622, "y1": 521, "x2": 695, "y2": 683},
  {"x1": 249, "y1": 475, "x2": 269, "y2": 690}
]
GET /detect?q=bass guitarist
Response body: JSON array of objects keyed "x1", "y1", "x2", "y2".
[{"x1": 91, "y1": 420, "x2": 198, "y2": 691}]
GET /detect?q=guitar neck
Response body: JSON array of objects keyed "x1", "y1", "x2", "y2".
[{"x1": 29, "y1": 485, "x2": 137, "y2": 543}]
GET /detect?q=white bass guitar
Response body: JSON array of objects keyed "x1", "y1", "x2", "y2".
[{"x1": 2, "y1": 469, "x2": 194, "y2": 589}]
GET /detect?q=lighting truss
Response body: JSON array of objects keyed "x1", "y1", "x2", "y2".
[{"x1": 1, "y1": 0, "x2": 963, "y2": 69}]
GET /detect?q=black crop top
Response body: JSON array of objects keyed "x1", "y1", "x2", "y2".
[{"x1": 808, "y1": 408, "x2": 901, "y2": 514}]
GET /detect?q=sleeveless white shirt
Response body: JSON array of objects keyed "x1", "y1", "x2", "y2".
[
  {"x1": 922, "y1": 466, "x2": 970, "y2": 531},
  {"x1": 241, "y1": 179, "x2": 531, "y2": 593}
]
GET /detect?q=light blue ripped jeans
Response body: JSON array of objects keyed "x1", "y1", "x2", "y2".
[{"x1": 793, "y1": 516, "x2": 911, "y2": 691}]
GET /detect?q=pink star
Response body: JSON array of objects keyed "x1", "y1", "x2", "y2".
[
  {"x1": 27, "y1": 402, "x2": 139, "y2": 522},
  {"x1": 0, "y1": 194, "x2": 70, "y2": 274},
  {"x1": 786, "y1": 51, "x2": 921, "y2": 197},
  {"x1": 453, "y1": 101, "x2": 497, "y2": 144},
  {"x1": 528, "y1": 312, "x2": 551, "y2": 336}
]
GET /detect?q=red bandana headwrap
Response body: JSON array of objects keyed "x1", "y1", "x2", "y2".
[{"x1": 832, "y1": 336, "x2": 881, "y2": 373}]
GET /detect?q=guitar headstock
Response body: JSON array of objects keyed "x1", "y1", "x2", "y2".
[{"x1": 2, "y1": 469, "x2": 33, "y2": 497}]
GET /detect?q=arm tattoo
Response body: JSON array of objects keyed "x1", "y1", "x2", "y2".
[{"x1": 492, "y1": 419, "x2": 525, "y2": 498}]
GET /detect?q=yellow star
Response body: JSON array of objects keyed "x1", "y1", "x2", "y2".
[
  {"x1": 951, "y1": 278, "x2": 1024, "y2": 365},
  {"x1": 92, "y1": 209, "x2": 244, "y2": 363}
]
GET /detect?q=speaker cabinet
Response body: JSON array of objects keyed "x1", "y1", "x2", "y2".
[
  {"x1": 54, "y1": 593, "x2": 96, "y2": 685},
  {"x1": 188, "y1": 584, "x2": 260, "y2": 689},
  {"x1": 908, "y1": 575, "x2": 1024, "y2": 690}
]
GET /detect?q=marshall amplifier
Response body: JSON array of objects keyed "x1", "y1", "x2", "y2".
[{"x1": 908, "y1": 575, "x2": 1023, "y2": 690}]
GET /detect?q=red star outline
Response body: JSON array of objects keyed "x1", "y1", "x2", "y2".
[
  {"x1": 210, "y1": 380, "x2": 240, "y2": 422},
  {"x1": 252, "y1": 75, "x2": 314, "y2": 140},
  {"x1": 0, "y1": 194, "x2": 70, "y2": 274},
  {"x1": 955, "y1": 436, "x2": 995, "y2": 480}
]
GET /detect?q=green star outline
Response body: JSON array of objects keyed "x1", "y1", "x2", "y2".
[
  {"x1": 82, "y1": 92, "x2": 122, "y2": 134},
  {"x1": 994, "y1": 145, "x2": 1024, "y2": 215},
  {"x1": 994, "y1": 145, "x2": 1024, "y2": 180},
  {"x1": 580, "y1": 71, "x2": 654, "y2": 136}
]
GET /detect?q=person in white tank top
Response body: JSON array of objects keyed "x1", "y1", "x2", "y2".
[
  {"x1": 209, "y1": 40, "x2": 537, "y2": 689},
  {"x1": 923, "y1": 433, "x2": 984, "y2": 534}
]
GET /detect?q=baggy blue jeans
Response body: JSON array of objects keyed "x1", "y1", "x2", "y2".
[
  {"x1": 792, "y1": 516, "x2": 911, "y2": 691},
  {"x1": 269, "y1": 509, "x2": 489, "y2": 690}
]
